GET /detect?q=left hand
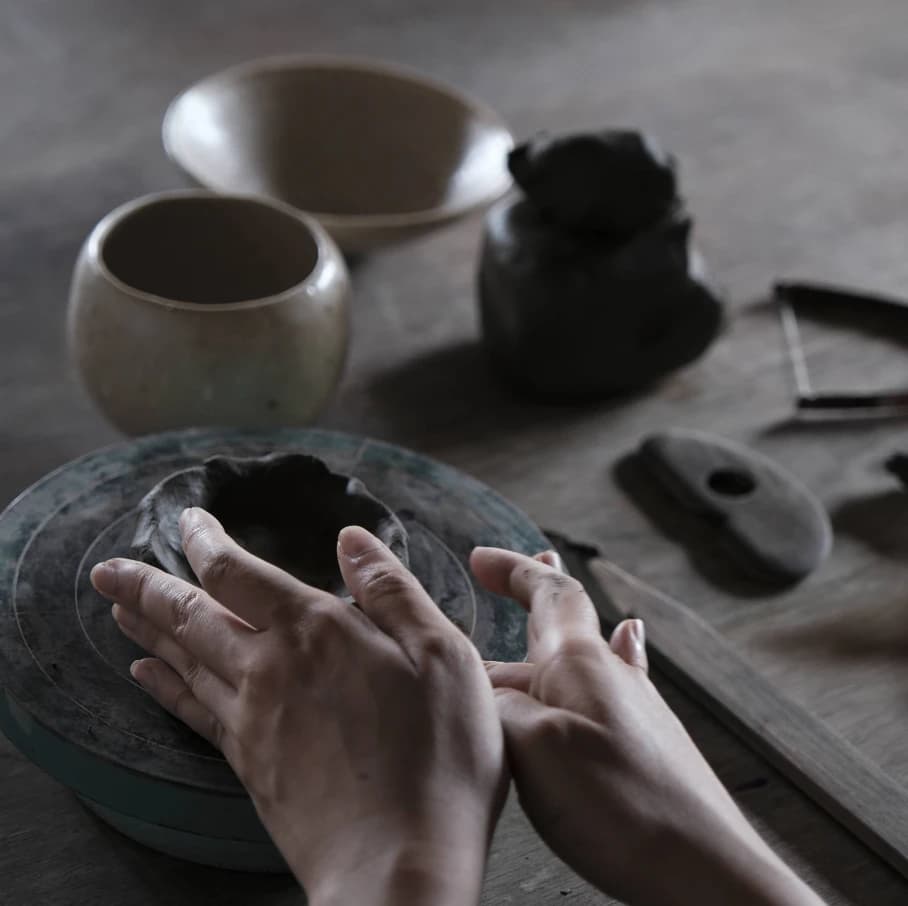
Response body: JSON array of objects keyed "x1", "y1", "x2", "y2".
[
  {"x1": 476, "y1": 549, "x2": 826, "y2": 906},
  {"x1": 90, "y1": 508, "x2": 507, "y2": 906}
]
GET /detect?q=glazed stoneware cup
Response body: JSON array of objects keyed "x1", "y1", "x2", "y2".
[
  {"x1": 68, "y1": 190, "x2": 350, "y2": 435},
  {"x1": 162, "y1": 56, "x2": 514, "y2": 253}
]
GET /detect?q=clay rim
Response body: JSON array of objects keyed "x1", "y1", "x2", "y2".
[
  {"x1": 85, "y1": 189, "x2": 344, "y2": 312},
  {"x1": 132, "y1": 452, "x2": 411, "y2": 587},
  {"x1": 161, "y1": 54, "x2": 515, "y2": 231}
]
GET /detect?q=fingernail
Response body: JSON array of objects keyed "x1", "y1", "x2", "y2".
[
  {"x1": 111, "y1": 603, "x2": 137, "y2": 631},
  {"x1": 537, "y1": 550, "x2": 565, "y2": 573},
  {"x1": 629, "y1": 619, "x2": 646, "y2": 657},
  {"x1": 338, "y1": 525, "x2": 375, "y2": 560},
  {"x1": 130, "y1": 659, "x2": 149, "y2": 686},
  {"x1": 180, "y1": 507, "x2": 202, "y2": 532},
  {"x1": 91, "y1": 560, "x2": 119, "y2": 596}
]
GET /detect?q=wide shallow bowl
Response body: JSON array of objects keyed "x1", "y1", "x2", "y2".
[
  {"x1": 67, "y1": 190, "x2": 350, "y2": 435},
  {"x1": 162, "y1": 56, "x2": 514, "y2": 252},
  {"x1": 133, "y1": 452, "x2": 409, "y2": 596}
]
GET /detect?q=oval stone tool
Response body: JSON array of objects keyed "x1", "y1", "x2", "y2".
[{"x1": 637, "y1": 429, "x2": 832, "y2": 583}]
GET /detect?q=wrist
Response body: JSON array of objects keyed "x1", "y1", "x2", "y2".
[
  {"x1": 305, "y1": 834, "x2": 487, "y2": 906},
  {"x1": 275, "y1": 795, "x2": 495, "y2": 906}
]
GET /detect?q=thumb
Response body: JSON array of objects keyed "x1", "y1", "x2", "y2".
[{"x1": 608, "y1": 619, "x2": 648, "y2": 672}]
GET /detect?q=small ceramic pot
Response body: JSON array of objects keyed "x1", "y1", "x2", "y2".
[{"x1": 68, "y1": 190, "x2": 350, "y2": 435}]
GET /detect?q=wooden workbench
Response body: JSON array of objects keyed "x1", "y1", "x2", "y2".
[{"x1": 4, "y1": 0, "x2": 908, "y2": 902}]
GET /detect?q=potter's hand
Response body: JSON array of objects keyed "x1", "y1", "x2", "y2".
[
  {"x1": 91, "y1": 509, "x2": 507, "y2": 906},
  {"x1": 473, "y1": 548, "x2": 827, "y2": 906}
]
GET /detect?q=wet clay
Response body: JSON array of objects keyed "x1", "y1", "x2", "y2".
[{"x1": 132, "y1": 453, "x2": 409, "y2": 596}]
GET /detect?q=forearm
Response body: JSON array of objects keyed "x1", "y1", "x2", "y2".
[
  {"x1": 266, "y1": 804, "x2": 491, "y2": 906},
  {"x1": 656, "y1": 822, "x2": 827, "y2": 906},
  {"x1": 568, "y1": 799, "x2": 827, "y2": 906}
]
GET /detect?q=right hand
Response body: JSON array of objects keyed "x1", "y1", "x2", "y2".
[
  {"x1": 93, "y1": 512, "x2": 507, "y2": 906},
  {"x1": 472, "y1": 547, "x2": 826, "y2": 906}
]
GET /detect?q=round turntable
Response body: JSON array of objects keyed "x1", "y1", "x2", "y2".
[{"x1": 0, "y1": 428, "x2": 546, "y2": 870}]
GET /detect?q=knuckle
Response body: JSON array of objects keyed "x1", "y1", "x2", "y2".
[
  {"x1": 360, "y1": 565, "x2": 415, "y2": 603},
  {"x1": 195, "y1": 547, "x2": 237, "y2": 590},
  {"x1": 513, "y1": 565, "x2": 586, "y2": 599},
  {"x1": 182, "y1": 519, "x2": 210, "y2": 550},
  {"x1": 552, "y1": 636, "x2": 606, "y2": 662},
  {"x1": 298, "y1": 602, "x2": 345, "y2": 642},
  {"x1": 543, "y1": 574, "x2": 586, "y2": 597},
  {"x1": 534, "y1": 639, "x2": 608, "y2": 695},
  {"x1": 182, "y1": 658, "x2": 204, "y2": 691},
  {"x1": 237, "y1": 655, "x2": 274, "y2": 690},
  {"x1": 170, "y1": 587, "x2": 203, "y2": 638},
  {"x1": 529, "y1": 711, "x2": 596, "y2": 749},
  {"x1": 418, "y1": 630, "x2": 471, "y2": 667},
  {"x1": 132, "y1": 566, "x2": 156, "y2": 608},
  {"x1": 531, "y1": 711, "x2": 571, "y2": 742}
]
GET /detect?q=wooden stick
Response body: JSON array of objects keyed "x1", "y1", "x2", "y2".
[{"x1": 553, "y1": 539, "x2": 908, "y2": 880}]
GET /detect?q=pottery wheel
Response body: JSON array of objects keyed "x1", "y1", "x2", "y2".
[{"x1": 0, "y1": 428, "x2": 548, "y2": 870}]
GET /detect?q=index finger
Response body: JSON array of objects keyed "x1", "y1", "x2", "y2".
[
  {"x1": 470, "y1": 547, "x2": 602, "y2": 662},
  {"x1": 180, "y1": 507, "x2": 333, "y2": 629},
  {"x1": 91, "y1": 557, "x2": 253, "y2": 683}
]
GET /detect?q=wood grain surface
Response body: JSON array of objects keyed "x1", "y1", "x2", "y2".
[
  {"x1": 5, "y1": 0, "x2": 908, "y2": 903},
  {"x1": 576, "y1": 552, "x2": 908, "y2": 880}
]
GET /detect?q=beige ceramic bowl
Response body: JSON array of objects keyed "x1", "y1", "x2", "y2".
[
  {"x1": 68, "y1": 190, "x2": 350, "y2": 435},
  {"x1": 162, "y1": 56, "x2": 514, "y2": 253}
]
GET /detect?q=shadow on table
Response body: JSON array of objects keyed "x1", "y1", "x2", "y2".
[
  {"x1": 344, "y1": 339, "x2": 644, "y2": 452},
  {"x1": 611, "y1": 453, "x2": 792, "y2": 600},
  {"x1": 85, "y1": 806, "x2": 301, "y2": 904},
  {"x1": 755, "y1": 603, "x2": 908, "y2": 664},
  {"x1": 746, "y1": 489, "x2": 908, "y2": 663},
  {"x1": 833, "y1": 490, "x2": 908, "y2": 561},
  {"x1": 660, "y1": 680, "x2": 908, "y2": 903}
]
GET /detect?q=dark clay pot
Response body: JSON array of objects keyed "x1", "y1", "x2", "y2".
[{"x1": 478, "y1": 195, "x2": 723, "y2": 397}]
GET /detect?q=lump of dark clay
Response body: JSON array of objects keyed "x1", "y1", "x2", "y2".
[
  {"x1": 132, "y1": 453, "x2": 409, "y2": 598},
  {"x1": 478, "y1": 126, "x2": 722, "y2": 397},
  {"x1": 479, "y1": 201, "x2": 722, "y2": 396},
  {"x1": 508, "y1": 130, "x2": 678, "y2": 235}
]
